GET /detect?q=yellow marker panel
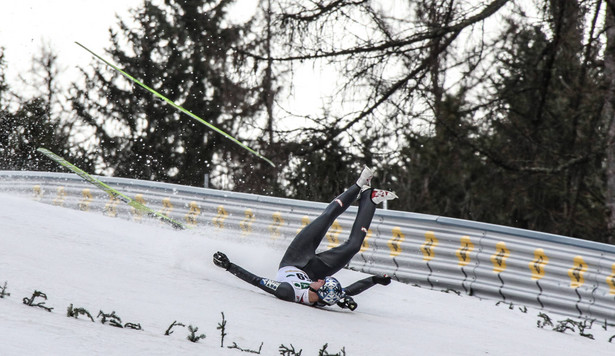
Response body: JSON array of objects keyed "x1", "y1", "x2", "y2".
[
  {"x1": 607, "y1": 264, "x2": 615, "y2": 295},
  {"x1": 130, "y1": 194, "x2": 146, "y2": 221},
  {"x1": 387, "y1": 227, "x2": 405, "y2": 257},
  {"x1": 296, "y1": 216, "x2": 310, "y2": 234},
  {"x1": 78, "y1": 189, "x2": 93, "y2": 211},
  {"x1": 32, "y1": 185, "x2": 42, "y2": 201},
  {"x1": 134, "y1": 194, "x2": 146, "y2": 205},
  {"x1": 53, "y1": 186, "x2": 66, "y2": 206},
  {"x1": 158, "y1": 197, "x2": 174, "y2": 217},
  {"x1": 490, "y1": 242, "x2": 510, "y2": 273},
  {"x1": 326, "y1": 220, "x2": 342, "y2": 249},
  {"x1": 268, "y1": 212, "x2": 284, "y2": 238},
  {"x1": 421, "y1": 231, "x2": 439, "y2": 261},
  {"x1": 568, "y1": 256, "x2": 588, "y2": 288},
  {"x1": 529, "y1": 248, "x2": 549, "y2": 280},
  {"x1": 240, "y1": 209, "x2": 255, "y2": 235},
  {"x1": 213, "y1": 205, "x2": 228, "y2": 229},
  {"x1": 456, "y1": 236, "x2": 474, "y2": 267},
  {"x1": 185, "y1": 201, "x2": 201, "y2": 226},
  {"x1": 104, "y1": 196, "x2": 119, "y2": 217}
]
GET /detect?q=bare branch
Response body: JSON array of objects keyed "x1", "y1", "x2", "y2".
[{"x1": 241, "y1": 0, "x2": 511, "y2": 61}]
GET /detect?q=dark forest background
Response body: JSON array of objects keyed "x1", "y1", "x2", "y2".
[{"x1": 2, "y1": 0, "x2": 615, "y2": 244}]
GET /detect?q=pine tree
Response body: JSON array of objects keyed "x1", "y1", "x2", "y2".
[
  {"x1": 0, "y1": 45, "x2": 77, "y2": 171},
  {"x1": 0, "y1": 48, "x2": 13, "y2": 167},
  {"x1": 72, "y1": 0, "x2": 267, "y2": 187},
  {"x1": 0, "y1": 48, "x2": 8, "y2": 108},
  {"x1": 391, "y1": 92, "x2": 487, "y2": 219},
  {"x1": 477, "y1": 4, "x2": 607, "y2": 241}
]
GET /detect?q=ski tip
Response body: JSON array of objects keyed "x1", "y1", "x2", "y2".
[
  {"x1": 37, "y1": 147, "x2": 53, "y2": 155},
  {"x1": 74, "y1": 41, "x2": 86, "y2": 50},
  {"x1": 75, "y1": 42, "x2": 104, "y2": 62}
]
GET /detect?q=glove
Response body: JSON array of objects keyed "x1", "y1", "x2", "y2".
[
  {"x1": 373, "y1": 274, "x2": 391, "y2": 285},
  {"x1": 337, "y1": 296, "x2": 358, "y2": 311},
  {"x1": 213, "y1": 251, "x2": 230, "y2": 270}
]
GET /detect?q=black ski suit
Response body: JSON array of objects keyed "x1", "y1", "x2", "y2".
[{"x1": 222, "y1": 185, "x2": 383, "y2": 306}]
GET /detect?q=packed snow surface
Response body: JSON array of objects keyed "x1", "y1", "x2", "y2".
[{"x1": 1, "y1": 193, "x2": 614, "y2": 355}]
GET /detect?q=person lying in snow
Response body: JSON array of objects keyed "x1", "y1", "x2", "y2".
[{"x1": 213, "y1": 167, "x2": 396, "y2": 310}]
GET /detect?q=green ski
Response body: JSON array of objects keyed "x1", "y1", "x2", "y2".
[
  {"x1": 75, "y1": 41, "x2": 275, "y2": 168},
  {"x1": 37, "y1": 147, "x2": 186, "y2": 230}
]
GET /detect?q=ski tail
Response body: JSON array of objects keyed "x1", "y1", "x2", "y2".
[{"x1": 37, "y1": 148, "x2": 186, "y2": 230}]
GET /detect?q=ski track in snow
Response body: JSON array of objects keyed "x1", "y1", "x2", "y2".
[{"x1": 1, "y1": 193, "x2": 613, "y2": 355}]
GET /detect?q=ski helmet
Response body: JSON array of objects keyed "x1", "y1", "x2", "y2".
[{"x1": 316, "y1": 276, "x2": 344, "y2": 305}]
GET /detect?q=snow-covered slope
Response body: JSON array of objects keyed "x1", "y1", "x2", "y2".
[{"x1": 1, "y1": 193, "x2": 613, "y2": 355}]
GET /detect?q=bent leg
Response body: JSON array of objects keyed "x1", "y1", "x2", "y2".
[
  {"x1": 304, "y1": 188, "x2": 376, "y2": 279},
  {"x1": 279, "y1": 184, "x2": 361, "y2": 270}
]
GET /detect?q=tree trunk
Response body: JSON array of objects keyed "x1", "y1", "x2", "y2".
[{"x1": 604, "y1": 1, "x2": 615, "y2": 243}]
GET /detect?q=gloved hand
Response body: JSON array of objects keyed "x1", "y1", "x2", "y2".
[
  {"x1": 213, "y1": 251, "x2": 230, "y2": 270},
  {"x1": 373, "y1": 274, "x2": 392, "y2": 285},
  {"x1": 337, "y1": 296, "x2": 358, "y2": 311}
]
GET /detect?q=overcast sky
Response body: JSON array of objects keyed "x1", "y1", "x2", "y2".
[
  {"x1": 0, "y1": 0, "x2": 260, "y2": 85},
  {"x1": 0, "y1": 1, "x2": 147, "y2": 86},
  {"x1": 0, "y1": 0, "x2": 327, "y2": 118}
]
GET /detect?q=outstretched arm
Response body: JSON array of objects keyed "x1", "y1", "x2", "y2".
[
  {"x1": 333, "y1": 275, "x2": 391, "y2": 311},
  {"x1": 213, "y1": 252, "x2": 295, "y2": 302},
  {"x1": 344, "y1": 275, "x2": 392, "y2": 296}
]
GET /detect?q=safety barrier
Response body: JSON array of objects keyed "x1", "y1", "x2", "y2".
[{"x1": 2, "y1": 170, "x2": 615, "y2": 322}]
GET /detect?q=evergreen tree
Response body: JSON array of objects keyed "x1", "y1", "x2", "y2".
[
  {"x1": 219, "y1": 0, "x2": 289, "y2": 195},
  {"x1": 478, "y1": 8, "x2": 607, "y2": 241},
  {"x1": 379, "y1": 1, "x2": 608, "y2": 242},
  {"x1": 0, "y1": 48, "x2": 8, "y2": 108},
  {"x1": 71, "y1": 0, "x2": 268, "y2": 187},
  {"x1": 604, "y1": 0, "x2": 615, "y2": 243},
  {"x1": 390, "y1": 92, "x2": 489, "y2": 220},
  {"x1": 0, "y1": 48, "x2": 11, "y2": 164},
  {"x1": 0, "y1": 45, "x2": 77, "y2": 171},
  {"x1": 283, "y1": 136, "x2": 356, "y2": 202}
]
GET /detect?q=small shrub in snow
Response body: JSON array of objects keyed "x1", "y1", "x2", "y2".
[
  {"x1": 67, "y1": 304, "x2": 94, "y2": 322},
  {"x1": 22, "y1": 290, "x2": 53, "y2": 312},
  {"x1": 537, "y1": 312, "x2": 553, "y2": 328},
  {"x1": 537, "y1": 312, "x2": 595, "y2": 339},
  {"x1": 279, "y1": 344, "x2": 302, "y2": 356},
  {"x1": 553, "y1": 318, "x2": 594, "y2": 339},
  {"x1": 165, "y1": 320, "x2": 185, "y2": 335},
  {"x1": 124, "y1": 322, "x2": 142, "y2": 330},
  {"x1": 318, "y1": 343, "x2": 346, "y2": 356},
  {"x1": 98, "y1": 310, "x2": 123, "y2": 327},
  {"x1": 228, "y1": 341, "x2": 264, "y2": 354},
  {"x1": 217, "y1": 312, "x2": 228, "y2": 347},
  {"x1": 0, "y1": 281, "x2": 10, "y2": 298},
  {"x1": 187, "y1": 325, "x2": 206, "y2": 342},
  {"x1": 97, "y1": 310, "x2": 141, "y2": 329}
]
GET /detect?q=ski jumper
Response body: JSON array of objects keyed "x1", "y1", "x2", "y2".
[{"x1": 223, "y1": 185, "x2": 380, "y2": 305}]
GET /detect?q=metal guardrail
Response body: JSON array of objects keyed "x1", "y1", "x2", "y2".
[{"x1": 2, "y1": 170, "x2": 615, "y2": 322}]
